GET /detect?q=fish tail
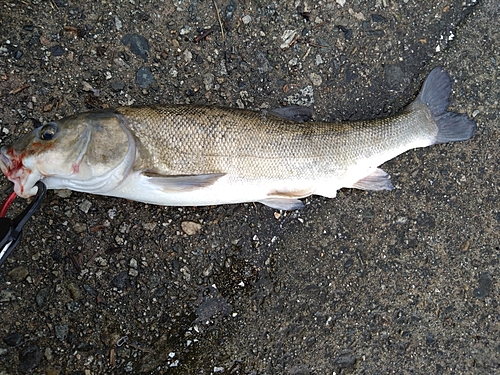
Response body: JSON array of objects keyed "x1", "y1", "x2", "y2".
[{"x1": 414, "y1": 67, "x2": 476, "y2": 144}]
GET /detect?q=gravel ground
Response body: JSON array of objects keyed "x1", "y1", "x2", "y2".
[{"x1": 0, "y1": 0, "x2": 498, "y2": 374}]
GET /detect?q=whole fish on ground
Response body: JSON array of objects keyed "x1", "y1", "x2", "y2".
[{"x1": 0, "y1": 67, "x2": 475, "y2": 210}]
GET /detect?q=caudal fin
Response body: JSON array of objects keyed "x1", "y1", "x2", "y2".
[{"x1": 414, "y1": 67, "x2": 476, "y2": 144}]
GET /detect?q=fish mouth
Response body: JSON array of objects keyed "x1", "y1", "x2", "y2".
[{"x1": 0, "y1": 147, "x2": 40, "y2": 198}]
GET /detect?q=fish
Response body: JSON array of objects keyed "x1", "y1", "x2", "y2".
[{"x1": 0, "y1": 67, "x2": 475, "y2": 210}]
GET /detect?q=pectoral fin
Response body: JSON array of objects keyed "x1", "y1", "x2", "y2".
[
  {"x1": 142, "y1": 172, "x2": 225, "y2": 192},
  {"x1": 259, "y1": 198, "x2": 305, "y2": 210},
  {"x1": 352, "y1": 168, "x2": 394, "y2": 191}
]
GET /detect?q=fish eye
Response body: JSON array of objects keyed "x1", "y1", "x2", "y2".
[{"x1": 39, "y1": 123, "x2": 58, "y2": 141}]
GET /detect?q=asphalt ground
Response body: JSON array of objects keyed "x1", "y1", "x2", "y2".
[{"x1": 0, "y1": 0, "x2": 498, "y2": 374}]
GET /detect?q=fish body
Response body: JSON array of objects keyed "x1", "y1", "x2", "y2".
[{"x1": 0, "y1": 68, "x2": 475, "y2": 210}]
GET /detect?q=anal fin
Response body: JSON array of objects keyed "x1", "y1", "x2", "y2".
[
  {"x1": 352, "y1": 168, "x2": 394, "y2": 191},
  {"x1": 259, "y1": 198, "x2": 305, "y2": 210},
  {"x1": 142, "y1": 172, "x2": 225, "y2": 192},
  {"x1": 267, "y1": 105, "x2": 313, "y2": 122}
]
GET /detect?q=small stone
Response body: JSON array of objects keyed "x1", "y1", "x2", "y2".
[
  {"x1": 203, "y1": 73, "x2": 215, "y2": 91},
  {"x1": 66, "y1": 282, "x2": 81, "y2": 300},
  {"x1": 129, "y1": 258, "x2": 138, "y2": 269},
  {"x1": 142, "y1": 222, "x2": 157, "y2": 231},
  {"x1": 285, "y1": 85, "x2": 314, "y2": 107},
  {"x1": 55, "y1": 325, "x2": 69, "y2": 341},
  {"x1": 0, "y1": 289, "x2": 15, "y2": 302},
  {"x1": 49, "y1": 45, "x2": 65, "y2": 56},
  {"x1": 135, "y1": 66, "x2": 155, "y2": 88},
  {"x1": 334, "y1": 351, "x2": 356, "y2": 368},
  {"x1": 242, "y1": 15, "x2": 252, "y2": 24},
  {"x1": 3, "y1": 332, "x2": 22, "y2": 346},
  {"x1": 54, "y1": 189, "x2": 72, "y2": 198},
  {"x1": 280, "y1": 30, "x2": 298, "y2": 49},
  {"x1": 225, "y1": 0, "x2": 237, "y2": 20},
  {"x1": 371, "y1": 14, "x2": 387, "y2": 22},
  {"x1": 121, "y1": 34, "x2": 149, "y2": 60},
  {"x1": 73, "y1": 222, "x2": 87, "y2": 233},
  {"x1": 183, "y1": 49, "x2": 192, "y2": 63},
  {"x1": 309, "y1": 72, "x2": 323, "y2": 86},
  {"x1": 426, "y1": 332, "x2": 435, "y2": 346},
  {"x1": 67, "y1": 301, "x2": 80, "y2": 312},
  {"x1": 111, "y1": 80, "x2": 125, "y2": 91},
  {"x1": 384, "y1": 64, "x2": 404, "y2": 89},
  {"x1": 128, "y1": 268, "x2": 139, "y2": 277},
  {"x1": 179, "y1": 25, "x2": 192, "y2": 35},
  {"x1": 44, "y1": 347, "x2": 53, "y2": 361},
  {"x1": 8, "y1": 266, "x2": 29, "y2": 282},
  {"x1": 18, "y1": 344, "x2": 41, "y2": 372},
  {"x1": 112, "y1": 271, "x2": 128, "y2": 289},
  {"x1": 36, "y1": 288, "x2": 50, "y2": 307},
  {"x1": 114, "y1": 16, "x2": 122, "y2": 30},
  {"x1": 181, "y1": 221, "x2": 202, "y2": 235},
  {"x1": 315, "y1": 54, "x2": 324, "y2": 65},
  {"x1": 78, "y1": 200, "x2": 91, "y2": 214},
  {"x1": 473, "y1": 272, "x2": 493, "y2": 299},
  {"x1": 82, "y1": 81, "x2": 94, "y2": 92}
]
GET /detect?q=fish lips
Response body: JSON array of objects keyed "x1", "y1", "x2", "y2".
[{"x1": 0, "y1": 147, "x2": 40, "y2": 197}]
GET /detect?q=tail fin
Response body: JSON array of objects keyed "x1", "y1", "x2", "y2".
[{"x1": 414, "y1": 67, "x2": 476, "y2": 144}]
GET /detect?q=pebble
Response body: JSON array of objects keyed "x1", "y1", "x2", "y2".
[
  {"x1": 8, "y1": 266, "x2": 29, "y2": 282},
  {"x1": 129, "y1": 268, "x2": 139, "y2": 277},
  {"x1": 225, "y1": 0, "x2": 237, "y2": 20},
  {"x1": 55, "y1": 325, "x2": 69, "y2": 341},
  {"x1": 285, "y1": 85, "x2": 314, "y2": 107},
  {"x1": 18, "y1": 344, "x2": 41, "y2": 372},
  {"x1": 309, "y1": 72, "x2": 323, "y2": 86},
  {"x1": 111, "y1": 80, "x2": 125, "y2": 91},
  {"x1": 179, "y1": 25, "x2": 192, "y2": 35},
  {"x1": 112, "y1": 271, "x2": 128, "y2": 289},
  {"x1": 129, "y1": 258, "x2": 138, "y2": 269},
  {"x1": 73, "y1": 222, "x2": 87, "y2": 233},
  {"x1": 384, "y1": 64, "x2": 404, "y2": 89},
  {"x1": 242, "y1": 15, "x2": 252, "y2": 24},
  {"x1": 3, "y1": 332, "x2": 22, "y2": 346},
  {"x1": 334, "y1": 351, "x2": 356, "y2": 368},
  {"x1": 49, "y1": 45, "x2": 65, "y2": 56},
  {"x1": 142, "y1": 222, "x2": 157, "y2": 231},
  {"x1": 121, "y1": 34, "x2": 149, "y2": 60},
  {"x1": 79, "y1": 200, "x2": 92, "y2": 213},
  {"x1": 181, "y1": 221, "x2": 202, "y2": 235},
  {"x1": 66, "y1": 282, "x2": 81, "y2": 300},
  {"x1": 114, "y1": 16, "x2": 122, "y2": 31},
  {"x1": 67, "y1": 301, "x2": 80, "y2": 312},
  {"x1": 280, "y1": 30, "x2": 298, "y2": 49},
  {"x1": 54, "y1": 189, "x2": 72, "y2": 198},
  {"x1": 0, "y1": 289, "x2": 16, "y2": 302},
  {"x1": 203, "y1": 73, "x2": 215, "y2": 90},
  {"x1": 36, "y1": 288, "x2": 50, "y2": 308},
  {"x1": 473, "y1": 272, "x2": 492, "y2": 299},
  {"x1": 136, "y1": 66, "x2": 155, "y2": 88},
  {"x1": 372, "y1": 14, "x2": 387, "y2": 22}
]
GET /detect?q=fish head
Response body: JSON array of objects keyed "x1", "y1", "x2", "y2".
[{"x1": 0, "y1": 110, "x2": 133, "y2": 197}]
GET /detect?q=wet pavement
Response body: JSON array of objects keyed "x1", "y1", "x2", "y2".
[{"x1": 0, "y1": 0, "x2": 498, "y2": 374}]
